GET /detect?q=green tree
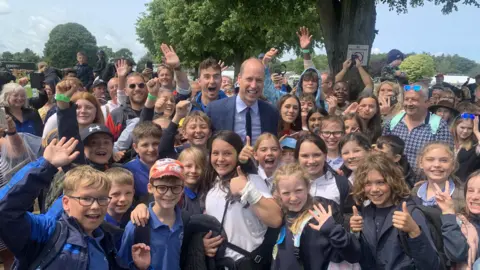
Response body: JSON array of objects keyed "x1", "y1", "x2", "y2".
[
  {"x1": 113, "y1": 48, "x2": 134, "y2": 61},
  {"x1": 1, "y1": 51, "x2": 14, "y2": 61},
  {"x1": 44, "y1": 23, "x2": 98, "y2": 68},
  {"x1": 400, "y1": 54, "x2": 435, "y2": 82},
  {"x1": 20, "y1": 48, "x2": 41, "y2": 63}
]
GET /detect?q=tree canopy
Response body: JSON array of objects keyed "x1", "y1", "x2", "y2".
[
  {"x1": 0, "y1": 49, "x2": 40, "y2": 63},
  {"x1": 44, "y1": 23, "x2": 98, "y2": 68}
]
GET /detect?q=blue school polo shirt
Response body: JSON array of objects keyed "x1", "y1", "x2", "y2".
[
  {"x1": 123, "y1": 156, "x2": 150, "y2": 197},
  {"x1": 87, "y1": 228, "x2": 109, "y2": 270},
  {"x1": 119, "y1": 203, "x2": 184, "y2": 270}
]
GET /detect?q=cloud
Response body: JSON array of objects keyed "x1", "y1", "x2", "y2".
[
  {"x1": 371, "y1": 47, "x2": 381, "y2": 54},
  {"x1": 0, "y1": 0, "x2": 10, "y2": 15}
]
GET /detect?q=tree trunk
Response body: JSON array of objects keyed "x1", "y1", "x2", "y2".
[
  {"x1": 316, "y1": 0, "x2": 377, "y2": 75},
  {"x1": 233, "y1": 51, "x2": 245, "y2": 80}
]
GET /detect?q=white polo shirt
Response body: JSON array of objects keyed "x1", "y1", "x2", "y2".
[
  {"x1": 309, "y1": 170, "x2": 341, "y2": 204},
  {"x1": 205, "y1": 174, "x2": 272, "y2": 261}
]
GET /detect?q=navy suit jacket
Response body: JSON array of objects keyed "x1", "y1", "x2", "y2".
[{"x1": 205, "y1": 96, "x2": 279, "y2": 136}]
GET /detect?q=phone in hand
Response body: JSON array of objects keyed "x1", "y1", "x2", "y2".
[
  {"x1": 30, "y1": 72, "x2": 45, "y2": 90},
  {"x1": 350, "y1": 55, "x2": 358, "y2": 69},
  {"x1": 146, "y1": 61, "x2": 153, "y2": 70},
  {"x1": 389, "y1": 95, "x2": 398, "y2": 107}
]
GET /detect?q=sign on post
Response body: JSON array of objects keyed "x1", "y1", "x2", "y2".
[{"x1": 347, "y1": 45, "x2": 370, "y2": 66}]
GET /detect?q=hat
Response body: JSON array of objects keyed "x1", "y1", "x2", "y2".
[
  {"x1": 149, "y1": 158, "x2": 185, "y2": 180},
  {"x1": 435, "y1": 73, "x2": 444, "y2": 78},
  {"x1": 387, "y1": 49, "x2": 404, "y2": 64},
  {"x1": 280, "y1": 137, "x2": 297, "y2": 149},
  {"x1": 80, "y1": 124, "x2": 114, "y2": 142},
  {"x1": 92, "y1": 78, "x2": 107, "y2": 88},
  {"x1": 428, "y1": 100, "x2": 459, "y2": 116}
]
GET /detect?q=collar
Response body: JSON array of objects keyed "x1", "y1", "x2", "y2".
[
  {"x1": 147, "y1": 202, "x2": 183, "y2": 230},
  {"x1": 236, "y1": 95, "x2": 259, "y2": 114},
  {"x1": 402, "y1": 111, "x2": 431, "y2": 125},
  {"x1": 184, "y1": 186, "x2": 197, "y2": 200},
  {"x1": 104, "y1": 212, "x2": 121, "y2": 227},
  {"x1": 417, "y1": 179, "x2": 455, "y2": 202},
  {"x1": 85, "y1": 227, "x2": 105, "y2": 242}
]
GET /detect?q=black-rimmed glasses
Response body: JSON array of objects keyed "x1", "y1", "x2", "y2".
[
  {"x1": 152, "y1": 185, "x2": 184, "y2": 195},
  {"x1": 67, "y1": 196, "x2": 111, "y2": 206}
]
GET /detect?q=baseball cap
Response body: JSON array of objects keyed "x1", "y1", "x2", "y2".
[
  {"x1": 149, "y1": 158, "x2": 185, "y2": 180},
  {"x1": 80, "y1": 124, "x2": 114, "y2": 143},
  {"x1": 92, "y1": 78, "x2": 107, "y2": 88},
  {"x1": 280, "y1": 137, "x2": 297, "y2": 150}
]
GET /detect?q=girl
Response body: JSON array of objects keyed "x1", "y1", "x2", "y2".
[
  {"x1": 375, "y1": 135, "x2": 415, "y2": 188},
  {"x1": 178, "y1": 147, "x2": 209, "y2": 215},
  {"x1": 356, "y1": 95, "x2": 382, "y2": 143},
  {"x1": 203, "y1": 131, "x2": 282, "y2": 268},
  {"x1": 350, "y1": 152, "x2": 440, "y2": 269},
  {"x1": 295, "y1": 133, "x2": 350, "y2": 213},
  {"x1": 306, "y1": 107, "x2": 328, "y2": 133},
  {"x1": 451, "y1": 114, "x2": 480, "y2": 182},
  {"x1": 339, "y1": 133, "x2": 371, "y2": 184},
  {"x1": 0, "y1": 83, "x2": 43, "y2": 137},
  {"x1": 253, "y1": 133, "x2": 281, "y2": 189},
  {"x1": 374, "y1": 81, "x2": 403, "y2": 121},
  {"x1": 317, "y1": 116, "x2": 345, "y2": 170},
  {"x1": 412, "y1": 142, "x2": 465, "y2": 213},
  {"x1": 271, "y1": 163, "x2": 360, "y2": 270},
  {"x1": 343, "y1": 113, "x2": 360, "y2": 134},
  {"x1": 277, "y1": 94, "x2": 302, "y2": 137},
  {"x1": 299, "y1": 94, "x2": 316, "y2": 130}
]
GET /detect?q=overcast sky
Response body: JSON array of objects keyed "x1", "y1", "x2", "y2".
[{"x1": 0, "y1": 0, "x2": 478, "y2": 62}]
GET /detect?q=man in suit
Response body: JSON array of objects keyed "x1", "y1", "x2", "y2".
[{"x1": 206, "y1": 58, "x2": 279, "y2": 144}]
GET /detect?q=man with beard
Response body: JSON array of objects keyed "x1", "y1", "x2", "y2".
[
  {"x1": 191, "y1": 58, "x2": 227, "y2": 112},
  {"x1": 106, "y1": 59, "x2": 148, "y2": 140},
  {"x1": 206, "y1": 58, "x2": 278, "y2": 144},
  {"x1": 382, "y1": 82, "x2": 453, "y2": 182}
]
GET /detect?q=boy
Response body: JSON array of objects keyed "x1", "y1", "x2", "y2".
[
  {"x1": 119, "y1": 158, "x2": 184, "y2": 270},
  {"x1": 124, "y1": 122, "x2": 162, "y2": 199},
  {"x1": 105, "y1": 167, "x2": 135, "y2": 229},
  {"x1": 0, "y1": 137, "x2": 151, "y2": 269},
  {"x1": 280, "y1": 137, "x2": 296, "y2": 164}
]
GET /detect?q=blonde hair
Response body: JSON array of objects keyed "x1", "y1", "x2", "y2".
[
  {"x1": 105, "y1": 167, "x2": 134, "y2": 186},
  {"x1": 273, "y1": 163, "x2": 313, "y2": 234},
  {"x1": 178, "y1": 147, "x2": 207, "y2": 175},
  {"x1": 253, "y1": 133, "x2": 280, "y2": 152},
  {"x1": 63, "y1": 166, "x2": 111, "y2": 196},
  {"x1": 373, "y1": 81, "x2": 403, "y2": 115},
  {"x1": 182, "y1": 111, "x2": 212, "y2": 131},
  {"x1": 451, "y1": 117, "x2": 476, "y2": 151},
  {"x1": 71, "y1": 92, "x2": 105, "y2": 125},
  {"x1": 417, "y1": 142, "x2": 459, "y2": 182},
  {"x1": 352, "y1": 152, "x2": 410, "y2": 206},
  {"x1": 0, "y1": 83, "x2": 29, "y2": 108}
]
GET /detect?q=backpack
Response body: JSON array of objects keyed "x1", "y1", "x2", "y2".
[
  {"x1": 133, "y1": 210, "x2": 191, "y2": 246},
  {"x1": 390, "y1": 112, "x2": 441, "y2": 135},
  {"x1": 398, "y1": 205, "x2": 449, "y2": 270},
  {"x1": 27, "y1": 221, "x2": 69, "y2": 270}
]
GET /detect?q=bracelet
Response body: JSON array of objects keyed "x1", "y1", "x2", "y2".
[
  {"x1": 302, "y1": 49, "x2": 311, "y2": 54},
  {"x1": 55, "y1": 94, "x2": 71, "y2": 103},
  {"x1": 240, "y1": 181, "x2": 262, "y2": 205},
  {"x1": 6, "y1": 130, "x2": 17, "y2": 136},
  {"x1": 147, "y1": 93, "x2": 158, "y2": 101}
]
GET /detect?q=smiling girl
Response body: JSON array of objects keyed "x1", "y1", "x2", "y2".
[
  {"x1": 451, "y1": 114, "x2": 480, "y2": 181},
  {"x1": 356, "y1": 95, "x2": 382, "y2": 143},
  {"x1": 306, "y1": 108, "x2": 328, "y2": 133},
  {"x1": 253, "y1": 133, "x2": 281, "y2": 189},
  {"x1": 339, "y1": 133, "x2": 371, "y2": 184},
  {"x1": 271, "y1": 163, "x2": 360, "y2": 270},
  {"x1": 178, "y1": 147, "x2": 209, "y2": 215},
  {"x1": 277, "y1": 94, "x2": 303, "y2": 137},
  {"x1": 317, "y1": 116, "x2": 345, "y2": 170}
]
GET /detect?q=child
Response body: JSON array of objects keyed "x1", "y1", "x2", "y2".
[
  {"x1": 343, "y1": 113, "x2": 360, "y2": 134},
  {"x1": 271, "y1": 163, "x2": 360, "y2": 269},
  {"x1": 105, "y1": 167, "x2": 135, "y2": 228},
  {"x1": 451, "y1": 114, "x2": 480, "y2": 182},
  {"x1": 178, "y1": 147, "x2": 208, "y2": 215},
  {"x1": 318, "y1": 116, "x2": 345, "y2": 170},
  {"x1": 350, "y1": 152, "x2": 440, "y2": 269},
  {"x1": 280, "y1": 137, "x2": 296, "y2": 165},
  {"x1": 338, "y1": 133, "x2": 371, "y2": 184},
  {"x1": 412, "y1": 142, "x2": 465, "y2": 213},
  {"x1": 356, "y1": 95, "x2": 382, "y2": 143},
  {"x1": 124, "y1": 122, "x2": 162, "y2": 199},
  {"x1": 429, "y1": 100, "x2": 459, "y2": 124},
  {"x1": 0, "y1": 137, "x2": 150, "y2": 269},
  {"x1": 119, "y1": 158, "x2": 185, "y2": 270},
  {"x1": 306, "y1": 108, "x2": 328, "y2": 133},
  {"x1": 299, "y1": 94, "x2": 316, "y2": 130},
  {"x1": 375, "y1": 135, "x2": 415, "y2": 188}
]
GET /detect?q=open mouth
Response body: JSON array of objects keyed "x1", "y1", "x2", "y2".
[
  {"x1": 207, "y1": 87, "x2": 217, "y2": 92},
  {"x1": 95, "y1": 150, "x2": 108, "y2": 157},
  {"x1": 85, "y1": 214, "x2": 101, "y2": 221},
  {"x1": 264, "y1": 158, "x2": 276, "y2": 166}
]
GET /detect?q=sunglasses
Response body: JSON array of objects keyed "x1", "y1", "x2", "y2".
[
  {"x1": 128, "y1": 83, "x2": 146, "y2": 89},
  {"x1": 460, "y1": 113, "x2": 476, "y2": 120},
  {"x1": 403, "y1": 85, "x2": 422, "y2": 92}
]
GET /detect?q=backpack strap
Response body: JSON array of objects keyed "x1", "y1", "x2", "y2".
[
  {"x1": 29, "y1": 221, "x2": 68, "y2": 270},
  {"x1": 428, "y1": 113, "x2": 441, "y2": 135},
  {"x1": 390, "y1": 111, "x2": 406, "y2": 131}
]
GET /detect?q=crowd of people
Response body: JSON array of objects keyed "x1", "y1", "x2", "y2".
[{"x1": 1, "y1": 26, "x2": 480, "y2": 270}]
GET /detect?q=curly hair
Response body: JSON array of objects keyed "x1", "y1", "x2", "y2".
[{"x1": 352, "y1": 152, "x2": 410, "y2": 206}]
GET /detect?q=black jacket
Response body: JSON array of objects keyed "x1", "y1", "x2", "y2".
[
  {"x1": 74, "y1": 63, "x2": 94, "y2": 89},
  {"x1": 456, "y1": 146, "x2": 480, "y2": 182}
]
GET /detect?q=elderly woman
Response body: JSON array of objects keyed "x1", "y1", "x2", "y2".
[
  {"x1": 0, "y1": 83, "x2": 43, "y2": 137},
  {"x1": 373, "y1": 81, "x2": 404, "y2": 122}
]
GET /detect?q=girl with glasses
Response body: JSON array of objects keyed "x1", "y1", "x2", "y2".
[{"x1": 317, "y1": 116, "x2": 345, "y2": 171}]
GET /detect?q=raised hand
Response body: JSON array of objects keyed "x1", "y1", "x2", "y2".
[
  {"x1": 238, "y1": 136, "x2": 254, "y2": 164},
  {"x1": 308, "y1": 203, "x2": 333, "y2": 231},
  {"x1": 343, "y1": 102, "x2": 358, "y2": 115},
  {"x1": 379, "y1": 96, "x2": 391, "y2": 115},
  {"x1": 161, "y1": 43, "x2": 180, "y2": 69},
  {"x1": 230, "y1": 166, "x2": 248, "y2": 196},
  {"x1": 434, "y1": 182, "x2": 455, "y2": 214},
  {"x1": 115, "y1": 59, "x2": 129, "y2": 78},
  {"x1": 342, "y1": 59, "x2": 353, "y2": 71},
  {"x1": 146, "y1": 78, "x2": 161, "y2": 97},
  {"x1": 355, "y1": 58, "x2": 362, "y2": 68},
  {"x1": 113, "y1": 151, "x2": 125, "y2": 163},
  {"x1": 132, "y1": 243, "x2": 151, "y2": 270},
  {"x1": 296, "y1": 26, "x2": 312, "y2": 49},
  {"x1": 56, "y1": 79, "x2": 77, "y2": 99},
  {"x1": 262, "y1": 48, "x2": 279, "y2": 66},
  {"x1": 392, "y1": 202, "x2": 421, "y2": 238},
  {"x1": 350, "y1": 206, "x2": 363, "y2": 233},
  {"x1": 203, "y1": 230, "x2": 223, "y2": 257},
  {"x1": 326, "y1": 96, "x2": 338, "y2": 115},
  {"x1": 218, "y1": 60, "x2": 228, "y2": 72},
  {"x1": 43, "y1": 137, "x2": 80, "y2": 168},
  {"x1": 174, "y1": 100, "x2": 191, "y2": 120}
]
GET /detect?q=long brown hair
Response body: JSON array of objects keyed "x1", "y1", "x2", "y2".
[
  {"x1": 71, "y1": 91, "x2": 105, "y2": 125},
  {"x1": 451, "y1": 117, "x2": 476, "y2": 151},
  {"x1": 277, "y1": 94, "x2": 303, "y2": 135}
]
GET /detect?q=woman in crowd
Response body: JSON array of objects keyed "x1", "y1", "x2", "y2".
[
  {"x1": 356, "y1": 95, "x2": 382, "y2": 143},
  {"x1": 450, "y1": 114, "x2": 480, "y2": 182},
  {"x1": 305, "y1": 107, "x2": 328, "y2": 133},
  {"x1": 374, "y1": 81, "x2": 403, "y2": 122},
  {"x1": 277, "y1": 94, "x2": 302, "y2": 137}
]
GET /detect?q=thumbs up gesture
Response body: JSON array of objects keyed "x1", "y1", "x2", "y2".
[
  {"x1": 230, "y1": 166, "x2": 248, "y2": 196},
  {"x1": 349, "y1": 206, "x2": 363, "y2": 233},
  {"x1": 392, "y1": 202, "x2": 421, "y2": 238},
  {"x1": 238, "y1": 136, "x2": 255, "y2": 164}
]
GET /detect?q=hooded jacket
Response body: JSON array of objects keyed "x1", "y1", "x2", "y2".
[{"x1": 295, "y1": 67, "x2": 324, "y2": 110}]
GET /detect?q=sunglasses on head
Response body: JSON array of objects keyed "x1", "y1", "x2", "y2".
[
  {"x1": 460, "y1": 113, "x2": 476, "y2": 120},
  {"x1": 128, "y1": 83, "x2": 145, "y2": 89},
  {"x1": 403, "y1": 85, "x2": 422, "y2": 92}
]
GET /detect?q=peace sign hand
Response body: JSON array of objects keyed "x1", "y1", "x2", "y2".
[
  {"x1": 160, "y1": 43, "x2": 180, "y2": 69},
  {"x1": 308, "y1": 203, "x2": 333, "y2": 231},
  {"x1": 296, "y1": 26, "x2": 312, "y2": 49},
  {"x1": 434, "y1": 182, "x2": 455, "y2": 215}
]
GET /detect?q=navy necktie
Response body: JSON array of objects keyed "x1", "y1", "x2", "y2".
[{"x1": 246, "y1": 107, "x2": 252, "y2": 140}]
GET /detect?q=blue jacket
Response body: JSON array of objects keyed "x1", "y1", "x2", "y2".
[
  {"x1": 0, "y1": 158, "x2": 136, "y2": 270},
  {"x1": 205, "y1": 96, "x2": 279, "y2": 136},
  {"x1": 191, "y1": 90, "x2": 227, "y2": 112},
  {"x1": 358, "y1": 199, "x2": 440, "y2": 269}
]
